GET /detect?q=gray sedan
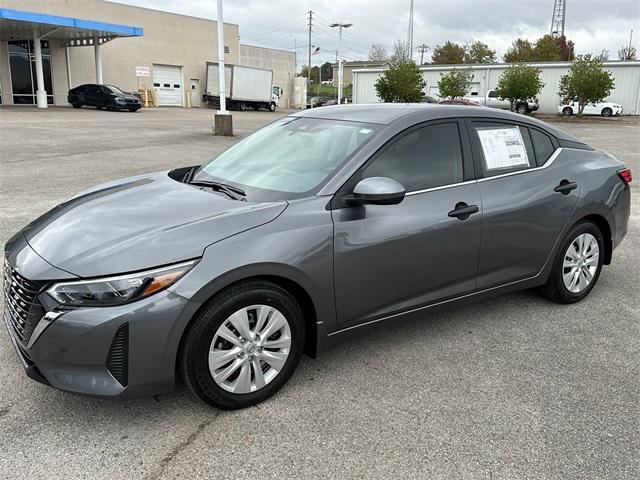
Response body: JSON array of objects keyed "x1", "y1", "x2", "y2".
[{"x1": 3, "y1": 105, "x2": 631, "y2": 409}]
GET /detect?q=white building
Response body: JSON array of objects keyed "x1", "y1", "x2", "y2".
[
  {"x1": 353, "y1": 61, "x2": 640, "y2": 114},
  {"x1": 0, "y1": 0, "x2": 297, "y2": 108}
]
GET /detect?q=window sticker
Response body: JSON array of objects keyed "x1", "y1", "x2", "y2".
[{"x1": 477, "y1": 127, "x2": 530, "y2": 171}]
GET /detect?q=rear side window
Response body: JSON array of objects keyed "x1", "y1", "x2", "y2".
[
  {"x1": 470, "y1": 122, "x2": 535, "y2": 177},
  {"x1": 488, "y1": 90, "x2": 498, "y2": 98},
  {"x1": 364, "y1": 122, "x2": 464, "y2": 192},
  {"x1": 529, "y1": 129, "x2": 556, "y2": 166}
]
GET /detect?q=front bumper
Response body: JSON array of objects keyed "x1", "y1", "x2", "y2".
[{"x1": 3, "y1": 287, "x2": 199, "y2": 398}]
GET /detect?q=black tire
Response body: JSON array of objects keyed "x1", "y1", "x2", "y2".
[
  {"x1": 129, "y1": 108, "x2": 139, "y2": 112},
  {"x1": 72, "y1": 102, "x2": 82, "y2": 109},
  {"x1": 106, "y1": 101, "x2": 115, "y2": 111},
  {"x1": 180, "y1": 280, "x2": 305, "y2": 409},
  {"x1": 516, "y1": 103, "x2": 528, "y2": 115},
  {"x1": 269, "y1": 102, "x2": 276, "y2": 112},
  {"x1": 238, "y1": 102, "x2": 247, "y2": 111},
  {"x1": 538, "y1": 221, "x2": 604, "y2": 304},
  {"x1": 562, "y1": 107, "x2": 573, "y2": 116},
  {"x1": 96, "y1": 106, "x2": 103, "y2": 110},
  {"x1": 601, "y1": 107, "x2": 613, "y2": 117}
]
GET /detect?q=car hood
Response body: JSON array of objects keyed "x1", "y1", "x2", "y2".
[{"x1": 21, "y1": 171, "x2": 287, "y2": 277}]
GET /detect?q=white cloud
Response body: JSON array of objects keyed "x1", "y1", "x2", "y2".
[{"x1": 111, "y1": 0, "x2": 639, "y2": 67}]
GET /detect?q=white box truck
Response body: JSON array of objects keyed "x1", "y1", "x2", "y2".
[{"x1": 205, "y1": 63, "x2": 281, "y2": 112}]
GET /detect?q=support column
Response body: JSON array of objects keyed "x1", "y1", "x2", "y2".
[
  {"x1": 33, "y1": 33, "x2": 47, "y2": 109},
  {"x1": 94, "y1": 39, "x2": 103, "y2": 84}
]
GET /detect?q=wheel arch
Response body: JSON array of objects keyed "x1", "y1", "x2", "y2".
[
  {"x1": 579, "y1": 213, "x2": 613, "y2": 265},
  {"x1": 177, "y1": 265, "x2": 323, "y2": 366}
]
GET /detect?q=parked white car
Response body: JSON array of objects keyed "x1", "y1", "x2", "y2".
[{"x1": 559, "y1": 101, "x2": 623, "y2": 117}]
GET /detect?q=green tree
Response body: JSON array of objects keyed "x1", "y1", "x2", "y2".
[
  {"x1": 431, "y1": 41, "x2": 465, "y2": 64},
  {"x1": 495, "y1": 64, "x2": 544, "y2": 111},
  {"x1": 437, "y1": 68, "x2": 474, "y2": 99},
  {"x1": 464, "y1": 41, "x2": 496, "y2": 64},
  {"x1": 320, "y1": 61, "x2": 333, "y2": 81},
  {"x1": 503, "y1": 38, "x2": 535, "y2": 63},
  {"x1": 555, "y1": 35, "x2": 575, "y2": 61},
  {"x1": 559, "y1": 54, "x2": 615, "y2": 116},
  {"x1": 533, "y1": 35, "x2": 562, "y2": 61},
  {"x1": 375, "y1": 61, "x2": 426, "y2": 102}
]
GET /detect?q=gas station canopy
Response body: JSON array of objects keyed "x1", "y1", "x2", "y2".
[{"x1": 0, "y1": 8, "x2": 143, "y2": 42}]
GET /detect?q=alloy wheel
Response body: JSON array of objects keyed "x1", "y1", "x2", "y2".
[
  {"x1": 208, "y1": 304, "x2": 291, "y2": 394},
  {"x1": 562, "y1": 233, "x2": 599, "y2": 293}
]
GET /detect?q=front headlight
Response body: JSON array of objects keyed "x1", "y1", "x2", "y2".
[{"x1": 47, "y1": 260, "x2": 197, "y2": 307}]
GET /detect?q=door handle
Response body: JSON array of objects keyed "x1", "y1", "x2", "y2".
[
  {"x1": 554, "y1": 180, "x2": 577, "y2": 195},
  {"x1": 448, "y1": 202, "x2": 479, "y2": 220}
]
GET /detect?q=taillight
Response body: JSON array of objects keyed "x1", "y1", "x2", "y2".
[{"x1": 618, "y1": 169, "x2": 632, "y2": 185}]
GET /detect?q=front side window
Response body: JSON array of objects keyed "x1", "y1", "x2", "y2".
[
  {"x1": 194, "y1": 117, "x2": 378, "y2": 199},
  {"x1": 471, "y1": 122, "x2": 535, "y2": 177},
  {"x1": 363, "y1": 122, "x2": 464, "y2": 192}
]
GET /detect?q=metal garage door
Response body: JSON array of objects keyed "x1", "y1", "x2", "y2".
[{"x1": 153, "y1": 64, "x2": 183, "y2": 106}]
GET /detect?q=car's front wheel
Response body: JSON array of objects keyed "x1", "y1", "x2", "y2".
[
  {"x1": 515, "y1": 103, "x2": 528, "y2": 115},
  {"x1": 538, "y1": 221, "x2": 604, "y2": 304},
  {"x1": 180, "y1": 280, "x2": 305, "y2": 409},
  {"x1": 601, "y1": 107, "x2": 613, "y2": 117}
]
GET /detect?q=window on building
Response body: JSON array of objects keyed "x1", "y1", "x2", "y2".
[{"x1": 8, "y1": 40, "x2": 54, "y2": 104}]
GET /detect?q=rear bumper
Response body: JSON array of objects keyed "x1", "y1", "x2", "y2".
[{"x1": 4, "y1": 289, "x2": 200, "y2": 398}]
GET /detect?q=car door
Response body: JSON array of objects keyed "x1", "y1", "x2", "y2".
[
  {"x1": 83, "y1": 86, "x2": 102, "y2": 107},
  {"x1": 332, "y1": 120, "x2": 482, "y2": 329},
  {"x1": 466, "y1": 120, "x2": 580, "y2": 290}
]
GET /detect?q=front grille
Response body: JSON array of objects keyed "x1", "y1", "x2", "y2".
[
  {"x1": 106, "y1": 323, "x2": 129, "y2": 386},
  {"x1": 3, "y1": 262, "x2": 47, "y2": 345}
]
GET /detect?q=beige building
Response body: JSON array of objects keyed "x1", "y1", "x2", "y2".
[{"x1": 0, "y1": 0, "x2": 295, "y2": 108}]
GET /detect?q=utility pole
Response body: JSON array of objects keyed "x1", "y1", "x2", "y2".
[
  {"x1": 307, "y1": 11, "x2": 313, "y2": 83},
  {"x1": 417, "y1": 44, "x2": 429, "y2": 65},
  {"x1": 330, "y1": 22, "x2": 353, "y2": 104},
  {"x1": 214, "y1": 0, "x2": 232, "y2": 136},
  {"x1": 629, "y1": 29, "x2": 634, "y2": 54}
]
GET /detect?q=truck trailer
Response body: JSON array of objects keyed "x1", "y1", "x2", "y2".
[{"x1": 204, "y1": 63, "x2": 280, "y2": 112}]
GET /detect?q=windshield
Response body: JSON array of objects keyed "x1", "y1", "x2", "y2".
[
  {"x1": 107, "y1": 85, "x2": 126, "y2": 95},
  {"x1": 194, "y1": 117, "x2": 379, "y2": 200}
]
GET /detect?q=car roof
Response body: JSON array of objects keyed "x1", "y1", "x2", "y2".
[{"x1": 291, "y1": 103, "x2": 580, "y2": 142}]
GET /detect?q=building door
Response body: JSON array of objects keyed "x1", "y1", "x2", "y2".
[
  {"x1": 189, "y1": 79, "x2": 201, "y2": 107},
  {"x1": 153, "y1": 64, "x2": 183, "y2": 106},
  {"x1": 8, "y1": 40, "x2": 54, "y2": 105}
]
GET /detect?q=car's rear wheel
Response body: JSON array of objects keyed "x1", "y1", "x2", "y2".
[
  {"x1": 180, "y1": 280, "x2": 304, "y2": 409},
  {"x1": 601, "y1": 107, "x2": 613, "y2": 117},
  {"x1": 238, "y1": 102, "x2": 247, "y2": 111},
  {"x1": 72, "y1": 102, "x2": 82, "y2": 108},
  {"x1": 562, "y1": 107, "x2": 573, "y2": 116},
  {"x1": 538, "y1": 221, "x2": 604, "y2": 304},
  {"x1": 105, "y1": 100, "x2": 116, "y2": 111},
  {"x1": 516, "y1": 103, "x2": 528, "y2": 115}
]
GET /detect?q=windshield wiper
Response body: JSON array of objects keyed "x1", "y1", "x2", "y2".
[{"x1": 188, "y1": 180, "x2": 247, "y2": 201}]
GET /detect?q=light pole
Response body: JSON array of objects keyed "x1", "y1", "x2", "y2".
[
  {"x1": 214, "y1": 0, "x2": 232, "y2": 135},
  {"x1": 330, "y1": 22, "x2": 352, "y2": 104}
]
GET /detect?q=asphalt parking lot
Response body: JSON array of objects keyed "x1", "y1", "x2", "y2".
[{"x1": 1, "y1": 106, "x2": 638, "y2": 479}]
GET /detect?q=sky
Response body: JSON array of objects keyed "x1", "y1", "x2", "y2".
[{"x1": 111, "y1": 0, "x2": 639, "y2": 70}]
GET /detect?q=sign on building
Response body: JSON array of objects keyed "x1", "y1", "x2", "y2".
[{"x1": 135, "y1": 66, "x2": 151, "y2": 77}]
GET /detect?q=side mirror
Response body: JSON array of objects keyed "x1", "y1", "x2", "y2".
[{"x1": 345, "y1": 177, "x2": 406, "y2": 206}]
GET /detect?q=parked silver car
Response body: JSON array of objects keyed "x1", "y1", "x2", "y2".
[{"x1": 4, "y1": 104, "x2": 631, "y2": 409}]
